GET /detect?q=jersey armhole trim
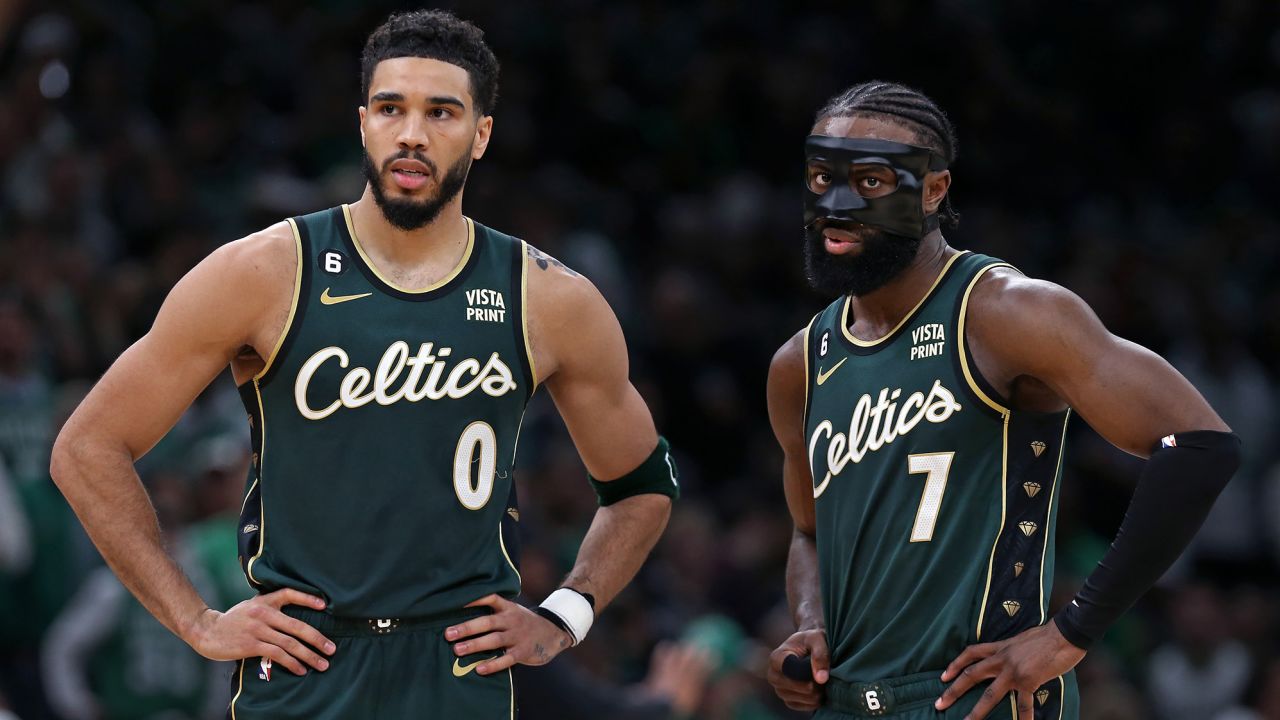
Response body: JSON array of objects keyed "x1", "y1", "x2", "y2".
[
  {"x1": 801, "y1": 312, "x2": 820, "y2": 431},
  {"x1": 975, "y1": 412, "x2": 1011, "y2": 640},
  {"x1": 516, "y1": 240, "x2": 538, "y2": 396},
  {"x1": 244, "y1": 383, "x2": 269, "y2": 586},
  {"x1": 1037, "y1": 410, "x2": 1071, "y2": 623},
  {"x1": 498, "y1": 519, "x2": 522, "y2": 585},
  {"x1": 254, "y1": 218, "x2": 308, "y2": 385},
  {"x1": 955, "y1": 262, "x2": 1015, "y2": 417}
]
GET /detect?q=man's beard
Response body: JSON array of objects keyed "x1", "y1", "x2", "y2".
[
  {"x1": 803, "y1": 222, "x2": 922, "y2": 298},
  {"x1": 362, "y1": 148, "x2": 471, "y2": 231}
]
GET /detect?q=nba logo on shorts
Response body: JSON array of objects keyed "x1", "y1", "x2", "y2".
[{"x1": 259, "y1": 657, "x2": 272, "y2": 681}]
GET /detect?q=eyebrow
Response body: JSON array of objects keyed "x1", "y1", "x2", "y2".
[{"x1": 369, "y1": 91, "x2": 466, "y2": 110}]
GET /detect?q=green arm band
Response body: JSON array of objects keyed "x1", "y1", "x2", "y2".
[{"x1": 588, "y1": 436, "x2": 680, "y2": 506}]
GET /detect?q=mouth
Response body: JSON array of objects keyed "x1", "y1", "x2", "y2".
[
  {"x1": 819, "y1": 223, "x2": 869, "y2": 255},
  {"x1": 387, "y1": 159, "x2": 433, "y2": 191}
]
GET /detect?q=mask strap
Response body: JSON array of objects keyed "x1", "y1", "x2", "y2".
[{"x1": 923, "y1": 213, "x2": 940, "y2": 234}]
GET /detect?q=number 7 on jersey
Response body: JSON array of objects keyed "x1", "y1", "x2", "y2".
[{"x1": 908, "y1": 452, "x2": 954, "y2": 542}]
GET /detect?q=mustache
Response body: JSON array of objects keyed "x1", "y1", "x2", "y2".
[{"x1": 380, "y1": 149, "x2": 438, "y2": 176}]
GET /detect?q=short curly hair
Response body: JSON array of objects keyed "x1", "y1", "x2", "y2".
[{"x1": 361, "y1": 10, "x2": 500, "y2": 116}]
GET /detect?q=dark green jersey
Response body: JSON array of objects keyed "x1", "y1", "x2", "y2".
[
  {"x1": 237, "y1": 205, "x2": 534, "y2": 618},
  {"x1": 803, "y1": 252, "x2": 1070, "y2": 682}
]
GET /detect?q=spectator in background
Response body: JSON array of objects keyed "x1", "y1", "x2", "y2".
[
  {"x1": 0, "y1": 456, "x2": 31, "y2": 575},
  {"x1": 0, "y1": 460, "x2": 31, "y2": 720},
  {"x1": 1148, "y1": 583, "x2": 1254, "y2": 720},
  {"x1": 0, "y1": 383, "x2": 96, "y2": 720},
  {"x1": 516, "y1": 639, "x2": 713, "y2": 720},
  {"x1": 41, "y1": 469, "x2": 226, "y2": 720},
  {"x1": 183, "y1": 435, "x2": 255, "y2": 614},
  {"x1": 0, "y1": 294, "x2": 53, "y2": 484},
  {"x1": 41, "y1": 564, "x2": 225, "y2": 720},
  {"x1": 0, "y1": 693, "x2": 18, "y2": 720}
]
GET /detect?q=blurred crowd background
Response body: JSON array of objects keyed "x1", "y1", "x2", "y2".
[{"x1": 1, "y1": 1, "x2": 1278, "y2": 718}]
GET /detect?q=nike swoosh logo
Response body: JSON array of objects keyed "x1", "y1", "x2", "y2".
[
  {"x1": 815, "y1": 357, "x2": 847, "y2": 386},
  {"x1": 320, "y1": 288, "x2": 372, "y2": 305},
  {"x1": 452, "y1": 656, "x2": 497, "y2": 677}
]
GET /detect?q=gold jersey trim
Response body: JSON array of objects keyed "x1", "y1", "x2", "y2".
[
  {"x1": 253, "y1": 219, "x2": 304, "y2": 382},
  {"x1": 508, "y1": 667, "x2": 516, "y2": 720},
  {"x1": 801, "y1": 312, "x2": 819, "y2": 429},
  {"x1": 975, "y1": 412, "x2": 1010, "y2": 639},
  {"x1": 498, "y1": 520, "x2": 521, "y2": 586},
  {"x1": 245, "y1": 382, "x2": 268, "y2": 586},
  {"x1": 501, "y1": 398, "x2": 528, "y2": 586},
  {"x1": 1058, "y1": 675, "x2": 1067, "y2": 720},
  {"x1": 239, "y1": 478, "x2": 258, "y2": 514},
  {"x1": 520, "y1": 240, "x2": 538, "y2": 391},
  {"x1": 230, "y1": 658, "x2": 245, "y2": 719},
  {"x1": 341, "y1": 204, "x2": 475, "y2": 294},
  {"x1": 1038, "y1": 411, "x2": 1072, "y2": 622},
  {"x1": 838, "y1": 250, "x2": 969, "y2": 347},
  {"x1": 956, "y1": 262, "x2": 1017, "y2": 415}
]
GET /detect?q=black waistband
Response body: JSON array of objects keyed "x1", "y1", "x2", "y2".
[
  {"x1": 826, "y1": 670, "x2": 946, "y2": 717},
  {"x1": 282, "y1": 606, "x2": 490, "y2": 637}
]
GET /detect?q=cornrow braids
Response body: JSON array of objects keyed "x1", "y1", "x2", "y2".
[{"x1": 816, "y1": 81, "x2": 960, "y2": 229}]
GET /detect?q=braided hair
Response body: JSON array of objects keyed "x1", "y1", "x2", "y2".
[{"x1": 816, "y1": 81, "x2": 960, "y2": 228}]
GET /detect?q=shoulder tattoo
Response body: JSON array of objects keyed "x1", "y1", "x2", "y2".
[{"x1": 528, "y1": 246, "x2": 581, "y2": 277}]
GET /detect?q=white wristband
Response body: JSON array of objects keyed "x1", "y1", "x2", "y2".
[{"x1": 538, "y1": 588, "x2": 594, "y2": 646}]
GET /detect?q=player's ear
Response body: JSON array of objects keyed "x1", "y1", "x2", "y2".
[
  {"x1": 358, "y1": 106, "x2": 367, "y2": 147},
  {"x1": 472, "y1": 114, "x2": 493, "y2": 161},
  {"x1": 923, "y1": 169, "x2": 951, "y2": 215}
]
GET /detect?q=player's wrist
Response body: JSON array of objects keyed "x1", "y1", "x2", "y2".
[
  {"x1": 1048, "y1": 612, "x2": 1090, "y2": 651},
  {"x1": 531, "y1": 606, "x2": 577, "y2": 647},
  {"x1": 793, "y1": 598, "x2": 824, "y2": 632},
  {"x1": 795, "y1": 612, "x2": 825, "y2": 633},
  {"x1": 181, "y1": 605, "x2": 217, "y2": 649},
  {"x1": 537, "y1": 587, "x2": 595, "y2": 646}
]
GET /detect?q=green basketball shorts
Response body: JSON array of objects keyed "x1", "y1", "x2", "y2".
[{"x1": 227, "y1": 606, "x2": 515, "y2": 719}]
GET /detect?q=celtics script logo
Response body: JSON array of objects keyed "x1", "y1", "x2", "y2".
[
  {"x1": 808, "y1": 379, "x2": 962, "y2": 497},
  {"x1": 293, "y1": 341, "x2": 519, "y2": 420}
]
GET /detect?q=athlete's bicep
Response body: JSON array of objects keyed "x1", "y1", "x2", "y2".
[
  {"x1": 58, "y1": 241, "x2": 276, "y2": 461},
  {"x1": 769, "y1": 330, "x2": 816, "y2": 535},
  {"x1": 537, "y1": 272, "x2": 658, "y2": 479},
  {"x1": 980, "y1": 276, "x2": 1227, "y2": 457}
]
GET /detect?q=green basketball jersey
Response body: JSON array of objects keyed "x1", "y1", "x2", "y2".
[
  {"x1": 803, "y1": 251, "x2": 1070, "y2": 682},
  {"x1": 236, "y1": 205, "x2": 534, "y2": 618}
]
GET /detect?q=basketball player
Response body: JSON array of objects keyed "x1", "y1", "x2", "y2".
[
  {"x1": 765, "y1": 82, "x2": 1239, "y2": 719},
  {"x1": 50, "y1": 11, "x2": 678, "y2": 718}
]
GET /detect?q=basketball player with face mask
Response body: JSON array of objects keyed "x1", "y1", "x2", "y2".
[{"x1": 765, "y1": 81, "x2": 1240, "y2": 720}]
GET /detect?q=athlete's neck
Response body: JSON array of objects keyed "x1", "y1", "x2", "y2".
[
  {"x1": 348, "y1": 189, "x2": 470, "y2": 282},
  {"x1": 845, "y1": 233, "x2": 956, "y2": 342}
]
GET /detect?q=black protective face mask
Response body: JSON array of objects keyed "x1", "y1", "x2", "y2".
[{"x1": 803, "y1": 135, "x2": 946, "y2": 239}]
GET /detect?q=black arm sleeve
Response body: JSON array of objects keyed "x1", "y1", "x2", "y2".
[{"x1": 1052, "y1": 430, "x2": 1241, "y2": 649}]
